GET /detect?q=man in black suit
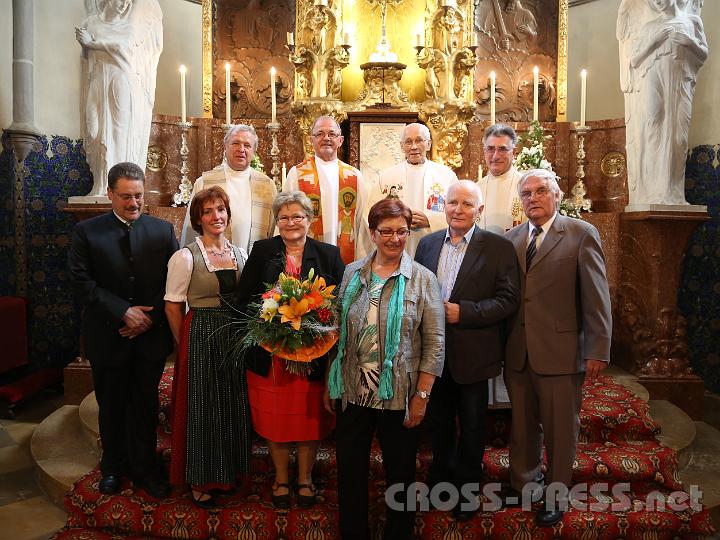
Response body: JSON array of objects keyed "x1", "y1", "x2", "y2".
[
  {"x1": 415, "y1": 180, "x2": 520, "y2": 520},
  {"x1": 69, "y1": 162, "x2": 178, "y2": 498}
]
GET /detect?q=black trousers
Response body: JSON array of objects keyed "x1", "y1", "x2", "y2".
[
  {"x1": 90, "y1": 348, "x2": 166, "y2": 480},
  {"x1": 335, "y1": 402, "x2": 420, "y2": 540},
  {"x1": 426, "y1": 369, "x2": 489, "y2": 491}
]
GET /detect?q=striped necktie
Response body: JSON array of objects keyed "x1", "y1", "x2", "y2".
[{"x1": 526, "y1": 226, "x2": 543, "y2": 270}]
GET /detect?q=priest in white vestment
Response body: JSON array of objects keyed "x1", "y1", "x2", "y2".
[
  {"x1": 180, "y1": 124, "x2": 277, "y2": 253},
  {"x1": 283, "y1": 116, "x2": 369, "y2": 264},
  {"x1": 368, "y1": 123, "x2": 458, "y2": 257},
  {"x1": 477, "y1": 124, "x2": 525, "y2": 235}
]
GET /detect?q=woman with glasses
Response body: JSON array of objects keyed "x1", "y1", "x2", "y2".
[
  {"x1": 235, "y1": 191, "x2": 344, "y2": 509},
  {"x1": 325, "y1": 198, "x2": 445, "y2": 540}
]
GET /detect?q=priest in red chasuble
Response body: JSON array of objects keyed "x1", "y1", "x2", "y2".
[{"x1": 284, "y1": 116, "x2": 370, "y2": 264}]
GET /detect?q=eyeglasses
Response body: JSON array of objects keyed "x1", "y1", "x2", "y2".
[
  {"x1": 375, "y1": 228, "x2": 411, "y2": 238},
  {"x1": 115, "y1": 193, "x2": 143, "y2": 201},
  {"x1": 520, "y1": 187, "x2": 551, "y2": 201},
  {"x1": 276, "y1": 214, "x2": 308, "y2": 225},
  {"x1": 401, "y1": 137, "x2": 429, "y2": 147},
  {"x1": 483, "y1": 145, "x2": 514, "y2": 154},
  {"x1": 312, "y1": 131, "x2": 341, "y2": 140}
]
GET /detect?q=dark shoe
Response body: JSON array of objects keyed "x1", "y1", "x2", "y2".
[
  {"x1": 98, "y1": 474, "x2": 121, "y2": 495},
  {"x1": 536, "y1": 509, "x2": 564, "y2": 527},
  {"x1": 135, "y1": 477, "x2": 170, "y2": 499},
  {"x1": 210, "y1": 486, "x2": 236, "y2": 496},
  {"x1": 296, "y1": 483, "x2": 317, "y2": 508},
  {"x1": 191, "y1": 490, "x2": 217, "y2": 510},
  {"x1": 271, "y1": 483, "x2": 291, "y2": 510}
]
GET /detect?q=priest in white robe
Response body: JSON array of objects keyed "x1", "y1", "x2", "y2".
[
  {"x1": 477, "y1": 124, "x2": 525, "y2": 234},
  {"x1": 180, "y1": 124, "x2": 277, "y2": 253},
  {"x1": 369, "y1": 123, "x2": 458, "y2": 257}
]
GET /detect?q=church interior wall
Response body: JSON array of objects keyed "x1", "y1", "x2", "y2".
[{"x1": 0, "y1": 0, "x2": 13, "y2": 132}]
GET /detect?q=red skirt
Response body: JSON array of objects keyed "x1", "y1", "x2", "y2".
[{"x1": 247, "y1": 357, "x2": 334, "y2": 443}]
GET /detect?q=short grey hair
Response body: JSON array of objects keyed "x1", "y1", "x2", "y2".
[
  {"x1": 517, "y1": 169, "x2": 563, "y2": 207},
  {"x1": 482, "y1": 123, "x2": 518, "y2": 147},
  {"x1": 272, "y1": 191, "x2": 315, "y2": 221},
  {"x1": 400, "y1": 123, "x2": 431, "y2": 142},
  {"x1": 311, "y1": 115, "x2": 342, "y2": 135},
  {"x1": 224, "y1": 124, "x2": 259, "y2": 151}
]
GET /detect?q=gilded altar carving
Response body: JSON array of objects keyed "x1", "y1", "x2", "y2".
[
  {"x1": 601, "y1": 151, "x2": 626, "y2": 178},
  {"x1": 351, "y1": 63, "x2": 412, "y2": 109},
  {"x1": 419, "y1": 99, "x2": 475, "y2": 169}
]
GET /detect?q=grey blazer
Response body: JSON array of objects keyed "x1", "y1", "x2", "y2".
[
  {"x1": 335, "y1": 251, "x2": 445, "y2": 412},
  {"x1": 504, "y1": 214, "x2": 612, "y2": 375}
]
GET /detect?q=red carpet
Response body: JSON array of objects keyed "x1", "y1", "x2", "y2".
[{"x1": 51, "y1": 368, "x2": 715, "y2": 539}]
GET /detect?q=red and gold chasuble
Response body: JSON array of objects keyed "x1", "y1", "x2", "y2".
[{"x1": 296, "y1": 158, "x2": 358, "y2": 264}]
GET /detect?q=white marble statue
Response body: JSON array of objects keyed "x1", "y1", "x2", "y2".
[
  {"x1": 618, "y1": 0, "x2": 707, "y2": 206},
  {"x1": 74, "y1": 0, "x2": 163, "y2": 201}
]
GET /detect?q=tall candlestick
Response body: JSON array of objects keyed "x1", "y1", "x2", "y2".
[
  {"x1": 270, "y1": 67, "x2": 277, "y2": 123},
  {"x1": 490, "y1": 71, "x2": 496, "y2": 124},
  {"x1": 179, "y1": 65, "x2": 187, "y2": 124},
  {"x1": 580, "y1": 69, "x2": 587, "y2": 127},
  {"x1": 225, "y1": 62, "x2": 231, "y2": 125},
  {"x1": 282, "y1": 162, "x2": 287, "y2": 187},
  {"x1": 533, "y1": 66, "x2": 539, "y2": 121}
]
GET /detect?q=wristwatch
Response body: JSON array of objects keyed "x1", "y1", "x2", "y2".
[{"x1": 415, "y1": 390, "x2": 431, "y2": 400}]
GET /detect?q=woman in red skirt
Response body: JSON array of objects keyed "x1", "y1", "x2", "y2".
[{"x1": 235, "y1": 191, "x2": 344, "y2": 508}]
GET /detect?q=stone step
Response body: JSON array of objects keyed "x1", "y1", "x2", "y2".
[
  {"x1": 78, "y1": 391, "x2": 99, "y2": 450},
  {"x1": 649, "y1": 399, "x2": 697, "y2": 470},
  {"x1": 680, "y1": 421, "x2": 720, "y2": 530},
  {"x1": 604, "y1": 364, "x2": 650, "y2": 401},
  {"x1": 30, "y1": 404, "x2": 99, "y2": 508}
]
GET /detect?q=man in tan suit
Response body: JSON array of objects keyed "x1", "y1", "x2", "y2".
[{"x1": 504, "y1": 169, "x2": 612, "y2": 526}]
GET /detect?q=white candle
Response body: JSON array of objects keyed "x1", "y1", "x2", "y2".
[
  {"x1": 490, "y1": 71, "x2": 496, "y2": 124},
  {"x1": 533, "y1": 66, "x2": 539, "y2": 122},
  {"x1": 282, "y1": 162, "x2": 287, "y2": 187},
  {"x1": 179, "y1": 65, "x2": 187, "y2": 124},
  {"x1": 287, "y1": 32, "x2": 294, "y2": 46},
  {"x1": 478, "y1": 163, "x2": 483, "y2": 181},
  {"x1": 416, "y1": 33, "x2": 423, "y2": 47},
  {"x1": 343, "y1": 32, "x2": 350, "y2": 46},
  {"x1": 225, "y1": 62, "x2": 231, "y2": 125},
  {"x1": 270, "y1": 67, "x2": 277, "y2": 123},
  {"x1": 580, "y1": 69, "x2": 587, "y2": 127}
]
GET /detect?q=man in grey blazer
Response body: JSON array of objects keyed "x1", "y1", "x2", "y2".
[
  {"x1": 415, "y1": 180, "x2": 520, "y2": 521},
  {"x1": 504, "y1": 169, "x2": 611, "y2": 526}
]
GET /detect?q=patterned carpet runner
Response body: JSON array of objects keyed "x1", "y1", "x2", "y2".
[{"x1": 51, "y1": 368, "x2": 714, "y2": 539}]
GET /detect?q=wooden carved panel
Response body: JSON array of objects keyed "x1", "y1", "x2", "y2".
[
  {"x1": 473, "y1": 0, "x2": 558, "y2": 122},
  {"x1": 213, "y1": 0, "x2": 296, "y2": 119}
]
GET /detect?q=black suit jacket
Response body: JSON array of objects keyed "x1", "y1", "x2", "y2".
[
  {"x1": 68, "y1": 212, "x2": 179, "y2": 365},
  {"x1": 415, "y1": 227, "x2": 520, "y2": 383},
  {"x1": 234, "y1": 235, "x2": 346, "y2": 381}
]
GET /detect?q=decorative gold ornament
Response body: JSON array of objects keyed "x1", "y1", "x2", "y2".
[
  {"x1": 601, "y1": 151, "x2": 626, "y2": 178},
  {"x1": 146, "y1": 145, "x2": 168, "y2": 172},
  {"x1": 352, "y1": 62, "x2": 411, "y2": 109},
  {"x1": 201, "y1": 0, "x2": 212, "y2": 118},
  {"x1": 419, "y1": 99, "x2": 475, "y2": 169},
  {"x1": 556, "y1": 0, "x2": 569, "y2": 121}
]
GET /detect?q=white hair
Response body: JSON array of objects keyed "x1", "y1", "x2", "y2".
[
  {"x1": 400, "y1": 123, "x2": 431, "y2": 142},
  {"x1": 517, "y1": 169, "x2": 563, "y2": 207},
  {"x1": 311, "y1": 115, "x2": 341, "y2": 134},
  {"x1": 224, "y1": 123, "x2": 259, "y2": 151},
  {"x1": 448, "y1": 179, "x2": 483, "y2": 206}
]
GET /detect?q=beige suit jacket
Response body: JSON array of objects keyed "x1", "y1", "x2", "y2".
[{"x1": 504, "y1": 214, "x2": 612, "y2": 375}]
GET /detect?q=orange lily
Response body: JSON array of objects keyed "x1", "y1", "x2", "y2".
[{"x1": 278, "y1": 297, "x2": 310, "y2": 330}]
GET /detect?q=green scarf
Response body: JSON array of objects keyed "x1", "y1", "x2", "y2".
[{"x1": 328, "y1": 268, "x2": 406, "y2": 400}]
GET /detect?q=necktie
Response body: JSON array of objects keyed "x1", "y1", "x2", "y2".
[{"x1": 526, "y1": 226, "x2": 542, "y2": 270}]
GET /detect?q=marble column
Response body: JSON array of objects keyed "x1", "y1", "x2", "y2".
[{"x1": 5, "y1": 0, "x2": 41, "y2": 162}]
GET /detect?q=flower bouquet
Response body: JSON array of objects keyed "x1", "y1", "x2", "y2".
[{"x1": 237, "y1": 268, "x2": 339, "y2": 375}]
